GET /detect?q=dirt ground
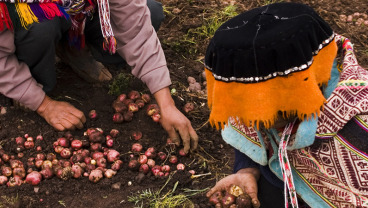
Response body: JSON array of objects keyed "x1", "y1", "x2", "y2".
[{"x1": 0, "y1": 0, "x2": 367, "y2": 208}]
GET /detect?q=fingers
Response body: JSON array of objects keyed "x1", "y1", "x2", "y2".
[
  {"x1": 189, "y1": 127, "x2": 198, "y2": 151},
  {"x1": 178, "y1": 127, "x2": 190, "y2": 154},
  {"x1": 246, "y1": 192, "x2": 260, "y2": 208},
  {"x1": 206, "y1": 179, "x2": 228, "y2": 197}
]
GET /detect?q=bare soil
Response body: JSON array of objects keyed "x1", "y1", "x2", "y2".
[{"x1": 0, "y1": 0, "x2": 367, "y2": 207}]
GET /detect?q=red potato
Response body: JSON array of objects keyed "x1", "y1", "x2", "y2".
[
  {"x1": 176, "y1": 163, "x2": 185, "y2": 170},
  {"x1": 106, "y1": 150, "x2": 120, "y2": 163},
  {"x1": 0, "y1": 176, "x2": 8, "y2": 185},
  {"x1": 88, "y1": 110, "x2": 98, "y2": 120},
  {"x1": 112, "y1": 112, "x2": 124, "y2": 123},
  {"x1": 135, "y1": 99, "x2": 145, "y2": 108},
  {"x1": 178, "y1": 148, "x2": 188, "y2": 156},
  {"x1": 72, "y1": 164, "x2": 84, "y2": 178},
  {"x1": 7, "y1": 176, "x2": 23, "y2": 187},
  {"x1": 139, "y1": 164, "x2": 150, "y2": 174},
  {"x1": 151, "y1": 165, "x2": 161, "y2": 176},
  {"x1": 157, "y1": 152, "x2": 167, "y2": 161},
  {"x1": 146, "y1": 159, "x2": 155, "y2": 168},
  {"x1": 60, "y1": 148, "x2": 72, "y2": 159},
  {"x1": 236, "y1": 193, "x2": 252, "y2": 208},
  {"x1": 9, "y1": 159, "x2": 24, "y2": 169},
  {"x1": 40, "y1": 167, "x2": 53, "y2": 179},
  {"x1": 145, "y1": 147, "x2": 156, "y2": 159},
  {"x1": 222, "y1": 192, "x2": 236, "y2": 207},
  {"x1": 123, "y1": 99, "x2": 134, "y2": 106},
  {"x1": 146, "y1": 104, "x2": 159, "y2": 116},
  {"x1": 71, "y1": 139, "x2": 83, "y2": 150},
  {"x1": 141, "y1": 94, "x2": 151, "y2": 103},
  {"x1": 111, "y1": 160, "x2": 123, "y2": 171},
  {"x1": 41, "y1": 160, "x2": 53, "y2": 170},
  {"x1": 92, "y1": 152, "x2": 104, "y2": 160},
  {"x1": 25, "y1": 171, "x2": 42, "y2": 185},
  {"x1": 183, "y1": 102, "x2": 195, "y2": 113},
  {"x1": 117, "y1": 93, "x2": 127, "y2": 103},
  {"x1": 104, "y1": 169, "x2": 117, "y2": 178},
  {"x1": 24, "y1": 141, "x2": 34, "y2": 149},
  {"x1": 128, "y1": 159, "x2": 139, "y2": 170},
  {"x1": 13, "y1": 167, "x2": 26, "y2": 178},
  {"x1": 90, "y1": 143, "x2": 102, "y2": 152},
  {"x1": 106, "y1": 139, "x2": 114, "y2": 148},
  {"x1": 15, "y1": 136, "x2": 24, "y2": 145},
  {"x1": 89, "y1": 169, "x2": 103, "y2": 183},
  {"x1": 187, "y1": 76, "x2": 196, "y2": 84},
  {"x1": 57, "y1": 137, "x2": 70, "y2": 148},
  {"x1": 128, "y1": 103, "x2": 139, "y2": 112},
  {"x1": 1, "y1": 153, "x2": 9, "y2": 162},
  {"x1": 17, "y1": 152, "x2": 24, "y2": 158},
  {"x1": 138, "y1": 155, "x2": 148, "y2": 164},
  {"x1": 151, "y1": 112, "x2": 161, "y2": 122},
  {"x1": 209, "y1": 191, "x2": 223, "y2": 205},
  {"x1": 131, "y1": 131, "x2": 143, "y2": 141},
  {"x1": 54, "y1": 146, "x2": 63, "y2": 154},
  {"x1": 109, "y1": 129, "x2": 120, "y2": 138},
  {"x1": 128, "y1": 90, "x2": 140, "y2": 100},
  {"x1": 1, "y1": 166, "x2": 12, "y2": 177},
  {"x1": 131, "y1": 143, "x2": 143, "y2": 153},
  {"x1": 123, "y1": 111, "x2": 134, "y2": 122},
  {"x1": 169, "y1": 155, "x2": 178, "y2": 164},
  {"x1": 112, "y1": 100, "x2": 127, "y2": 113},
  {"x1": 161, "y1": 165, "x2": 170, "y2": 173},
  {"x1": 88, "y1": 131, "x2": 104, "y2": 143},
  {"x1": 70, "y1": 153, "x2": 83, "y2": 164}
]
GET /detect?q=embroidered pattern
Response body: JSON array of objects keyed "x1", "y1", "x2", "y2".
[
  {"x1": 316, "y1": 35, "x2": 368, "y2": 138},
  {"x1": 229, "y1": 117, "x2": 261, "y2": 147}
]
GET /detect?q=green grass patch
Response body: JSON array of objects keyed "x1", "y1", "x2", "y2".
[
  {"x1": 128, "y1": 177, "x2": 209, "y2": 208},
  {"x1": 164, "y1": 5, "x2": 238, "y2": 56},
  {"x1": 108, "y1": 72, "x2": 134, "y2": 96}
]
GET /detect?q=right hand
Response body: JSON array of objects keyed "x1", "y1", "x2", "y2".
[
  {"x1": 206, "y1": 167, "x2": 261, "y2": 208},
  {"x1": 36, "y1": 96, "x2": 86, "y2": 131}
]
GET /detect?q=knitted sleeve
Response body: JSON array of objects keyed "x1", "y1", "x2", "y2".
[{"x1": 108, "y1": 0, "x2": 171, "y2": 94}]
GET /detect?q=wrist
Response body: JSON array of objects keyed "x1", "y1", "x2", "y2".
[
  {"x1": 36, "y1": 96, "x2": 52, "y2": 115},
  {"x1": 153, "y1": 87, "x2": 175, "y2": 110},
  {"x1": 237, "y1": 167, "x2": 260, "y2": 180}
]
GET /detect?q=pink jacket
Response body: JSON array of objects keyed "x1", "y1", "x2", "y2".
[{"x1": 0, "y1": 0, "x2": 171, "y2": 111}]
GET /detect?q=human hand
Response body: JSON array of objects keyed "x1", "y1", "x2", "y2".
[
  {"x1": 36, "y1": 96, "x2": 86, "y2": 131},
  {"x1": 154, "y1": 87, "x2": 198, "y2": 153},
  {"x1": 206, "y1": 168, "x2": 261, "y2": 208}
]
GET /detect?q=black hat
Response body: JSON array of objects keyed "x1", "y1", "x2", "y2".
[{"x1": 205, "y1": 2, "x2": 334, "y2": 83}]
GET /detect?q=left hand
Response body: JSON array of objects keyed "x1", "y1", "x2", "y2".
[{"x1": 154, "y1": 87, "x2": 198, "y2": 153}]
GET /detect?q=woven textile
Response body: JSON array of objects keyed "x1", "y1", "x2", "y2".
[
  {"x1": 223, "y1": 35, "x2": 368, "y2": 207},
  {"x1": 0, "y1": 0, "x2": 116, "y2": 53}
]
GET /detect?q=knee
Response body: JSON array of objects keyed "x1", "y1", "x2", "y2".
[
  {"x1": 146, "y1": 0, "x2": 165, "y2": 31},
  {"x1": 27, "y1": 17, "x2": 70, "y2": 46}
]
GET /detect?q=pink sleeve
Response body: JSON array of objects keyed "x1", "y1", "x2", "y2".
[
  {"x1": 0, "y1": 29, "x2": 45, "y2": 111},
  {"x1": 109, "y1": 0, "x2": 172, "y2": 94}
]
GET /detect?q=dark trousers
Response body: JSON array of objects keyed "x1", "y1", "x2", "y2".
[
  {"x1": 14, "y1": 0, "x2": 165, "y2": 92},
  {"x1": 258, "y1": 174, "x2": 284, "y2": 208}
]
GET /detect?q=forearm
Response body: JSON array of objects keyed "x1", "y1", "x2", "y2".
[
  {"x1": 153, "y1": 87, "x2": 175, "y2": 110},
  {"x1": 109, "y1": 0, "x2": 171, "y2": 94},
  {"x1": 0, "y1": 29, "x2": 45, "y2": 111}
]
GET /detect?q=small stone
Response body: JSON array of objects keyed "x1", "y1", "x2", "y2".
[
  {"x1": 34, "y1": 187, "x2": 40, "y2": 193},
  {"x1": 127, "y1": 181, "x2": 132, "y2": 186},
  {"x1": 111, "y1": 182, "x2": 121, "y2": 190}
]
